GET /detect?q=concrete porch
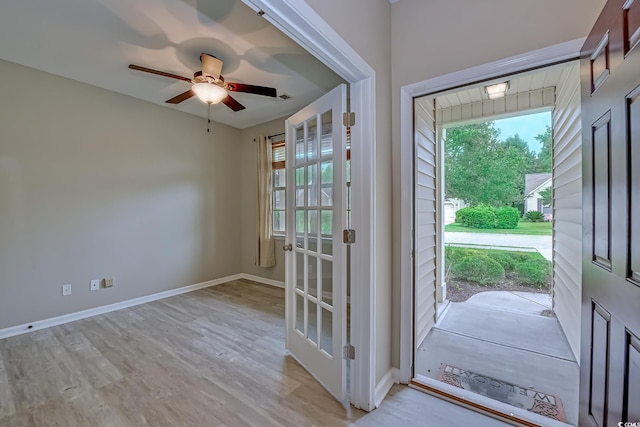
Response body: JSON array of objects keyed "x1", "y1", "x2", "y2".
[{"x1": 416, "y1": 291, "x2": 578, "y2": 426}]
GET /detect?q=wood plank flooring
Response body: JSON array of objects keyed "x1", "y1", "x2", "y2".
[{"x1": 0, "y1": 279, "x2": 506, "y2": 426}]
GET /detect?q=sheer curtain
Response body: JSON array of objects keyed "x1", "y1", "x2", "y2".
[{"x1": 255, "y1": 135, "x2": 276, "y2": 267}]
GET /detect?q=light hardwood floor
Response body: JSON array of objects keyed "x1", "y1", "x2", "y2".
[{"x1": 0, "y1": 279, "x2": 507, "y2": 426}]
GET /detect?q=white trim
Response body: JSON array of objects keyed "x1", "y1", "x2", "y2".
[
  {"x1": 398, "y1": 87, "x2": 414, "y2": 384},
  {"x1": 398, "y1": 38, "x2": 586, "y2": 384},
  {"x1": 527, "y1": 177, "x2": 553, "y2": 197},
  {"x1": 242, "y1": 0, "x2": 372, "y2": 82},
  {"x1": 240, "y1": 273, "x2": 285, "y2": 288},
  {"x1": 374, "y1": 367, "x2": 399, "y2": 408},
  {"x1": 349, "y1": 77, "x2": 377, "y2": 411},
  {"x1": 0, "y1": 274, "x2": 244, "y2": 340},
  {"x1": 241, "y1": 0, "x2": 377, "y2": 411},
  {"x1": 402, "y1": 38, "x2": 585, "y2": 98}
]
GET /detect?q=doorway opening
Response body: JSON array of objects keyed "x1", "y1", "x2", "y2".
[{"x1": 412, "y1": 60, "x2": 583, "y2": 425}]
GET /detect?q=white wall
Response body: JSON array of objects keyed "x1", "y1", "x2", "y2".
[
  {"x1": 239, "y1": 117, "x2": 288, "y2": 283},
  {"x1": 304, "y1": 0, "x2": 394, "y2": 386},
  {"x1": 389, "y1": 0, "x2": 606, "y2": 369},
  {"x1": 0, "y1": 59, "x2": 244, "y2": 329},
  {"x1": 552, "y1": 62, "x2": 583, "y2": 361}
]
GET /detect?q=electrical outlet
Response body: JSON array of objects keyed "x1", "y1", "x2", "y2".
[
  {"x1": 90, "y1": 279, "x2": 99, "y2": 291},
  {"x1": 104, "y1": 278, "x2": 114, "y2": 288},
  {"x1": 62, "y1": 284, "x2": 72, "y2": 296}
]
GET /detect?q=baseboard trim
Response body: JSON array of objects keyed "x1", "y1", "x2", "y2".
[
  {"x1": 375, "y1": 367, "x2": 399, "y2": 408},
  {"x1": 239, "y1": 274, "x2": 285, "y2": 288},
  {"x1": 0, "y1": 274, "x2": 244, "y2": 340}
]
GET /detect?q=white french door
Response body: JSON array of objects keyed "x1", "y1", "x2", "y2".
[{"x1": 284, "y1": 84, "x2": 348, "y2": 401}]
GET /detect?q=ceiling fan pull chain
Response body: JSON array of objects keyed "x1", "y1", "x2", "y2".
[{"x1": 207, "y1": 102, "x2": 211, "y2": 133}]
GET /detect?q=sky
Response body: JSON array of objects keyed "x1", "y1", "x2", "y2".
[{"x1": 492, "y1": 111, "x2": 551, "y2": 154}]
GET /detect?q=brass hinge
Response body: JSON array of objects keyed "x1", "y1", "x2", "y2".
[
  {"x1": 343, "y1": 112, "x2": 355, "y2": 127},
  {"x1": 343, "y1": 229, "x2": 356, "y2": 244},
  {"x1": 343, "y1": 345, "x2": 355, "y2": 360}
]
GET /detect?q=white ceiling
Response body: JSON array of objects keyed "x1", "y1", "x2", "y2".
[
  {"x1": 435, "y1": 63, "x2": 569, "y2": 109},
  {"x1": 0, "y1": 0, "x2": 345, "y2": 129}
]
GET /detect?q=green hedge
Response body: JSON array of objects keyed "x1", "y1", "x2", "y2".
[
  {"x1": 445, "y1": 246, "x2": 551, "y2": 288},
  {"x1": 455, "y1": 207, "x2": 474, "y2": 226},
  {"x1": 495, "y1": 206, "x2": 520, "y2": 229},
  {"x1": 456, "y1": 205, "x2": 519, "y2": 229},
  {"x1": 487, "y1": 251, "x2": 517, "y2": 272},
  {"x1": 515, "y1": 259, "x2": 552, "y2": 287},
  {"x1": 451, "y1": 255, "x2": 505, "y2": 286},
  {"x1": 460, "y1": 204, "x2": 497, "y2": 228}
]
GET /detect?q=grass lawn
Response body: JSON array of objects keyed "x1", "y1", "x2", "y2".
[{"x1": 445, "y1": 220, "x2": 552, "y2": 236}]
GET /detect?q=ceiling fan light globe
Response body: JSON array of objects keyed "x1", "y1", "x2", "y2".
[{"x1": 192, "y1": 83, "x2": 227, "y2": 104}]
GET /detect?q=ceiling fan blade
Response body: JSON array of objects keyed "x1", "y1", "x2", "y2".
[
  {"x1": 166, "y1": 90, "x2": 195, "y2": 104},
  {"x1": 128, "y1": 64, "x2": 192, "y2": 83},
  {"x1": 226, "y1": 82, "x2": 277, "y2": 98},
  {"x1": 222, "y1": 95, "x2": 246, "y2": 112},
  {"x1": 201, "y1": 53, "x2": 223, "y2": 79}
]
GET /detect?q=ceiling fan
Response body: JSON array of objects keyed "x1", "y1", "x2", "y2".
[{"x1": 128, "y1": 53, "x2": 277, "y2": 112}]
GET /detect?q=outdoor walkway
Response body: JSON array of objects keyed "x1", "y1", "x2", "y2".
[
  {"x1": 416, "y1": 291, "x2": 578, "y2": 426},
  {"x1": 444, "y1": 231, "x2": 553, "y2": 260}
]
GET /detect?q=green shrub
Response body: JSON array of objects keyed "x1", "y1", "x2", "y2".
[
  {"x1": 487, "y1": 251, "x2": 518, "y2": 272},
  {"x1": 455, "y1": 207, "x2": 473, "y2": 225},
  {"x1": 524, "y1": 210, "x2": 545, "y2": 222},
  {"x1": 495, "y1": 206, "x2": 520, "y2": 229},
  {"x1": 445, "y1": 246, "x2": 483, "y2": 277},
  {"x1": 451, "y1": 255, "x2": 505, "y2": 285},
  {"x1": 510, "y1": 252, "x2": 539, "y2": 263},
  {"x1": 464, "y1": 204, "x2": 497, "y2": 229},
  {"x1": 515, "y1": 259, "x2": 552, "y2": 288}
]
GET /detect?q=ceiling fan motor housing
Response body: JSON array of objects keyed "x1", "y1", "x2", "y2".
[{"x1": 193, "y1": 71, "x2": 224, "y2": 86}]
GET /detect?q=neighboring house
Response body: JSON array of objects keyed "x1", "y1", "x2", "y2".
[
  {"x1": 444, "y1": 198, "x2": 467, "y2": 224},
  {"x1": 524, "y1": 173, "x2": 552, "y2": 217}
]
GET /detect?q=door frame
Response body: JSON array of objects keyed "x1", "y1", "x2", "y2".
[
  {"x1": 241, "y1": 0, "x2": 377, "y2": 410},
  {"x1": 398, "y1": 38, "x2": 586, "y2": 383}
]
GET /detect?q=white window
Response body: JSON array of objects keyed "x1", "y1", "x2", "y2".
[
  {"x1": 271, "y1": 139, "x2": 286, "y2": 236},
  {"x1": 271, "y1": 130, "x2": 351, "y2": 237}
]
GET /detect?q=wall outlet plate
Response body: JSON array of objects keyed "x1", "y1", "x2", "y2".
[
  {"x1": 62, "y1": 284, "x2": 72, "y2": 296},
  {"x1": 90, "y1": 279, "x2": 100, "y2": 291},
  {"x1": 104, "y1": 278, "x2": 114, "y2": 288}
]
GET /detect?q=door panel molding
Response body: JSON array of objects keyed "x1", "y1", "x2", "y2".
[
  {"x1": 591, "y1": 31, "x2": 611, "y2": 94},
  {"x1": 591, "y1": 111, "x2": 612, "y2": 270},
  {"x1": 623, "y1": 328, "x2": 640, "y2": 421},
  {"x1": 627, "y1": 84, "x2": 640, "y2": 285},
  {"x1": 589, "y1": 301, "x2": 611, "y2": 426},
  {"x1": 624, "y1": 0, "x2": 640, "y2": 55}
]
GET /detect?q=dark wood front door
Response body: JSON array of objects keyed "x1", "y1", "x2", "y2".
[{"x1": 580, "y1": 0, "x2": 640, "y2": 425}]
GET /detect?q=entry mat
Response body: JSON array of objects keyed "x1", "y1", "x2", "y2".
[{"x1": 437, "y1": 364, "x2": 566, "y2": 422}]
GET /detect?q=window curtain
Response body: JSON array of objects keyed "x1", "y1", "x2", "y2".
[{"x1": 255, "y1": 135, "x2": 276, "y2": 267}]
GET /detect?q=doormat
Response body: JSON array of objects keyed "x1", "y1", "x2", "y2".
[{"x1": 437, "y1": 364, "x2": 566, "y2": 422}]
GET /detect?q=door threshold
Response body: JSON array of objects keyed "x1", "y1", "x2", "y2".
[{"x1": 410, "y1": 376, "x2": 573, "y2": 427}]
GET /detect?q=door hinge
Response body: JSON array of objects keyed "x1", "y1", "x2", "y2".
[
  {"x1": 343, "y1": 112, "x2": 355, "y2": 127},
  {"x1": 343, "y1": 229, "x2": 356, "y2": 244},
  {"x1": 343, "y1": 345, "x2": 355, "y2": 360}
]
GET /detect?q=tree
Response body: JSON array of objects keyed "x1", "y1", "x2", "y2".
[
  {"x1": 530, "y1": 126, "x2": 552, "y2": 173},
  {"x1": 444, "y1": 123, "x2": 534, "y2": 207},
  {"x1": 539, "y1": 187, "x2": 552, "y2": 206}
]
